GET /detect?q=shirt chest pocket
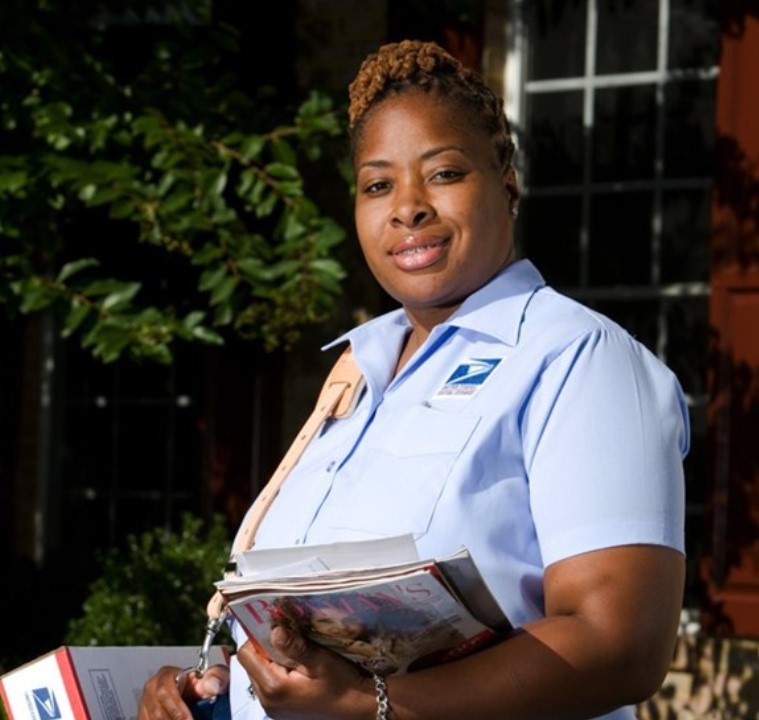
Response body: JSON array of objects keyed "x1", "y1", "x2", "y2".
[{"x1": 320, "y1": 404, "x2": 481, "y2": 540}]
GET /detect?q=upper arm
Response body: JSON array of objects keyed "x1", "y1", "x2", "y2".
[
  {"x1": 541, "y1": 543, "x2": 685, "y2": 696},
  {"x1": 524, "y1": 328, "x2": 689, "y2": 566},
  {"x1": 518, "y1": 328, "x2": 688, "y2": 706}
]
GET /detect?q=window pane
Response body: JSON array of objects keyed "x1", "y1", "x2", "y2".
[
  {"x1": 519, "y1": 195, "x2": 582, "y2": 287},
  {"x1": 682, "y1": 405, "x2": 707, "y2": 510},
  {"x1": 683, "y1": 398, "x2": 707, "y2": 607},
  {"x1": 597, "y1": 0, "x2": 659, "y2": 74},
  {"x1": 665, "y1": 296, "x2": 708, "y2": 396},
  {"x1": 63, "y1": 492, "x2": 113, "y2": 569},
  {"x1": 589, "y1": 191, "x2": 653, "y2": 285},
  {"x1": 661, "y1": 190, "x2": 711, "y2": 283},
  {"x1": 593, "y1": 85, "x2": 657, "y2": 181},
  {"x1": 664, "y1": 80, "x2": 716, "y2": 178},
  {"x1": 63, "y1": 405, "x2": 114, "y2": 493},
  {"x1": 525, "y1": 91, "x2": 584, "y2": 186},
  {"x1": 60, "y1": 344, "x2": 205, "y2": 551},
  {"x1": 119, "y1": 407, "x2": 172, "y2": 491},
  {"x1": 63, "y1": 347, "x2": 115, "y2": 401},
  {"x1": 669, "y1": 0, "x2": 720, "y2": 68},
  {"x1": 525, "y1": 0, "x2": 587, "y2": 80}
]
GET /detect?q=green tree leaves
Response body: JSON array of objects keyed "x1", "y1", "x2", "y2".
[
  {"x1": 64, "y1": 513, "x2": 232, "y2": 646},
  {"x1": 0, "y1": 2, "x2": 349, "y2": 363}
]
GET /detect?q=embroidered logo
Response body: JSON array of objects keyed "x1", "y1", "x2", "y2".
[
  {"x1": 31, "y1": 688, "x2": 61, "y2": 720},
  {"x1": 434, "y1": 358, "x2": 502, "y2": 398}
]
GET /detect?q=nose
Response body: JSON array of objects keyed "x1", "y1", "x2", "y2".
[{"x1": 390, "y1": 181, "x2": 435, "y2": 228}]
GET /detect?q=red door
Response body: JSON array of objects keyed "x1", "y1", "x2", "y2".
[{"x1": 703, "y1": 10, "x2": 759, "y2": 637}]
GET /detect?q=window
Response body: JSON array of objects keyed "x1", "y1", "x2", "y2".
[{"x1": 504, "y1": 0, "x2": 719, "y2": 607}]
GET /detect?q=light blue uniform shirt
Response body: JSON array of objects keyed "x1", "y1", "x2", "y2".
[{"x1": 228, "y1": 259, "x2": 689, "y2": 720}]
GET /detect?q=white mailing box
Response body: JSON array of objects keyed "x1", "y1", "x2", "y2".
[{"x1": 0, "y1": 646, "x2": 228, "y2": 720}]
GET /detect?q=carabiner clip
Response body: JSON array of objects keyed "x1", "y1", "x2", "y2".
[{"x1": 194, "y1": 613, "x2": 226, "y2": 676}]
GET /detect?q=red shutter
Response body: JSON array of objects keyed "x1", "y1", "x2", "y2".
[{"x1": 703, "y1": 11, "x2": 759, "y2": 637}]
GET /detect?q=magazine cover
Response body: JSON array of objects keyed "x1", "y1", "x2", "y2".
[{"x1": 224, "y1": 564, "x2": 501, "y2": 675}]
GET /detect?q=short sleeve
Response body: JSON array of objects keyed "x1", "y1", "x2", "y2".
[{"x1": 522, "y1": 328, "x2": 690, "y2": 567}]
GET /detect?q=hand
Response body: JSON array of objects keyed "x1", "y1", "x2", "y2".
[
  {"x1": 237, "y1": 629, "x2": 376, "y2": 720},
  {"x1": 138, "y1": 664, "x2": 230, "y2": 720}
]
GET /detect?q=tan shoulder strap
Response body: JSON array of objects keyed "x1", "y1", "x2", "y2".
[{"x1": 206, "y1": 344, "x2": 364, "y2": 621}]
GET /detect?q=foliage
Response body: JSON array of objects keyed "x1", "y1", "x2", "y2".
[
  {"x1": 65, "y1": 513, "x2": 233, "y2": 647},
  {"x1": 0, "y1": 0, "x2": 349, "y2": 363}
]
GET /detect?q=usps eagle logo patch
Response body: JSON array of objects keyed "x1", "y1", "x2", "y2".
[
  {"x1": 435, "y1": 358, "x2": 502, "y2": 398},
  {"x1": 31, "y1": 688, "x2": 61, "y2": 720}
]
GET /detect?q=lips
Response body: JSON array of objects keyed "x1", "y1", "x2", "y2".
[{"x1": 389, "y1": 235, "x2": 449, "y2": 271}]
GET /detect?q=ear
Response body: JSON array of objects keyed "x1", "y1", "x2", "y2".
[{"x1": 502, "y1": 165, "x2": 520, "y2": 216}]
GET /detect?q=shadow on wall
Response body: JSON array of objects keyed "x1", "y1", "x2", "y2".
[
  {"x1": 696, "y1": 4, "x2": 759, "y2": 637},
  {"x1": 699, "y1": 338, "x2": 759, "y2": 635},
  {"x1": 712, "y1": 135, "x2": 759, "y2": 271},
  {"x1": 722, "y1": 0, "x2": 759, "y2": 37}
]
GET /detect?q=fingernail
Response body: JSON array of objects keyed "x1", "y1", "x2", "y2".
[{"x1": 205, "y1": 677, "x2": 223, "y2": 695}]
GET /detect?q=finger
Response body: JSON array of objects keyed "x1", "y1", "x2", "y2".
[
  {"x1": 236, "y1": 637, "x2": 369, "y2": 718},
  {"x1": 236, "y1": 639, "x2": 298, "y2": 688},
  {"x1": 160, "y1": 667, "x2": 194, "y2": 720},
  {"x1": 236, "y1": 640, "x2": 278, "y2": 677},
  {"x1": 269, "y1": 625, "x2": 319, "y2": 674},
  {"x1": 269, "y1": 626, "x2": 311, "y2": 664},
  {"x1": 236, "y1": 641, "x2": 288, "y2": 707},
  {"x1": 138, "y1": 666, "x2": 193, "y2": 720},
  {"x1": 184, "y1": 665, "x2": 231, "y2": 701},
  {"x1": 174, "y1": 667, "x2": 194, "y2": 697}
]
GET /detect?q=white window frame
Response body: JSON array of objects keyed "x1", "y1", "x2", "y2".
[{"x1": 503, "y1": 0, "x2": 717, "y2": 404}]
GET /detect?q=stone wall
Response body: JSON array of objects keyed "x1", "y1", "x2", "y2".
[{"x1": 638, "y1": 634, "x2": 759, "y2": 719}]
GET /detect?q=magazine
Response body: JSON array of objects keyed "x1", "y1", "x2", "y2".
[{"x1": 216, "y1": 535, "x2": 511, "y2": 675}]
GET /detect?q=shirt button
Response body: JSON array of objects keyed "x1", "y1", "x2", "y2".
[{"x1": 326, "y1": 461, "x2": 336, "y2": 472}]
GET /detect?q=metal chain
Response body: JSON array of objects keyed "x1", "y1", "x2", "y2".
[{"x1": 372, "y1": 673, "x2": 389, "y2": 720}]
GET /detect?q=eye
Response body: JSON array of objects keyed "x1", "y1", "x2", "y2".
[
  {"x1": 431, "y1": 168, "x2": 466, "y2": 183},
  {"x1": 362, "y1": 179, "x2": 392, "y2": 195}
]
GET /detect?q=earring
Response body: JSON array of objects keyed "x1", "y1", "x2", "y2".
[{"x1": 510, "y1": 206, "x2": 519, "y2": 218}]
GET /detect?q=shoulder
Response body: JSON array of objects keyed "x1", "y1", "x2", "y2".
[
  {"x1": 523, "y1": 285, "x2": 624, "y2": 343},
  {"x1": 514, "y1": 286, "x2": 687, "y2": 435},
  {"x1": 519, "y1": 285, "x2": 667, "y2": 378}
]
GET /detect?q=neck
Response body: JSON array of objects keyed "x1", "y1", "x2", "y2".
[
  {"x1": 402, "y1": 302, "x2": 460, "y2": 336},
  {"x1": 394, "y1": 326, "x2": 428, "y2": 377}
]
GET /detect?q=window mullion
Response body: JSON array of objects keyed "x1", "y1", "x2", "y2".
[
  {"x1": 580, "y1": 0, "x2": 598, "y2": 289},
  {"x1": 653, "y1": 0, "x2": 670, "y2": 359}
]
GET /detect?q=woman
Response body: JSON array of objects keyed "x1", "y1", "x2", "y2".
[{"x1": 139, "y1": 39, "x2": 688, "y2": 720}]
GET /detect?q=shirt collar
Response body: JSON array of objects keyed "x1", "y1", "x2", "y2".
[
  {"x1": 450, "y1": 259, "x2": 546, "y2": 346},
  {"x1": 322, "y1": 259, "x2": 546, "y2": 352}
]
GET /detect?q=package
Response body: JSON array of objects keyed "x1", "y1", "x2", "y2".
[{"x1": 0, "y1": 646, "x2": 227, "y2": 720}]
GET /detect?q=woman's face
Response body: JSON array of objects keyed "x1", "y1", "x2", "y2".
[
  {"x1": 310, "y1": 607, "x2": 365, "y2": 639},
  {"x1": 353, "y1": 89, "x2": 517, "y2": 326}
]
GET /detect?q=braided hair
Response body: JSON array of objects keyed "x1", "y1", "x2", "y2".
[{"x1": 348, "y1": 39, "x2": 515, "y2": 170}]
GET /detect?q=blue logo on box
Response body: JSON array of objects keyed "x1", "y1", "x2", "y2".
[{"x1": 32, "y1": 688, "x2": 61, "y2": 720}]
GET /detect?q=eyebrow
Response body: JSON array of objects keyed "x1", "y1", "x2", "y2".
[{"x1": 357, "y1": 144, "x2": 466, "y2": 171}]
